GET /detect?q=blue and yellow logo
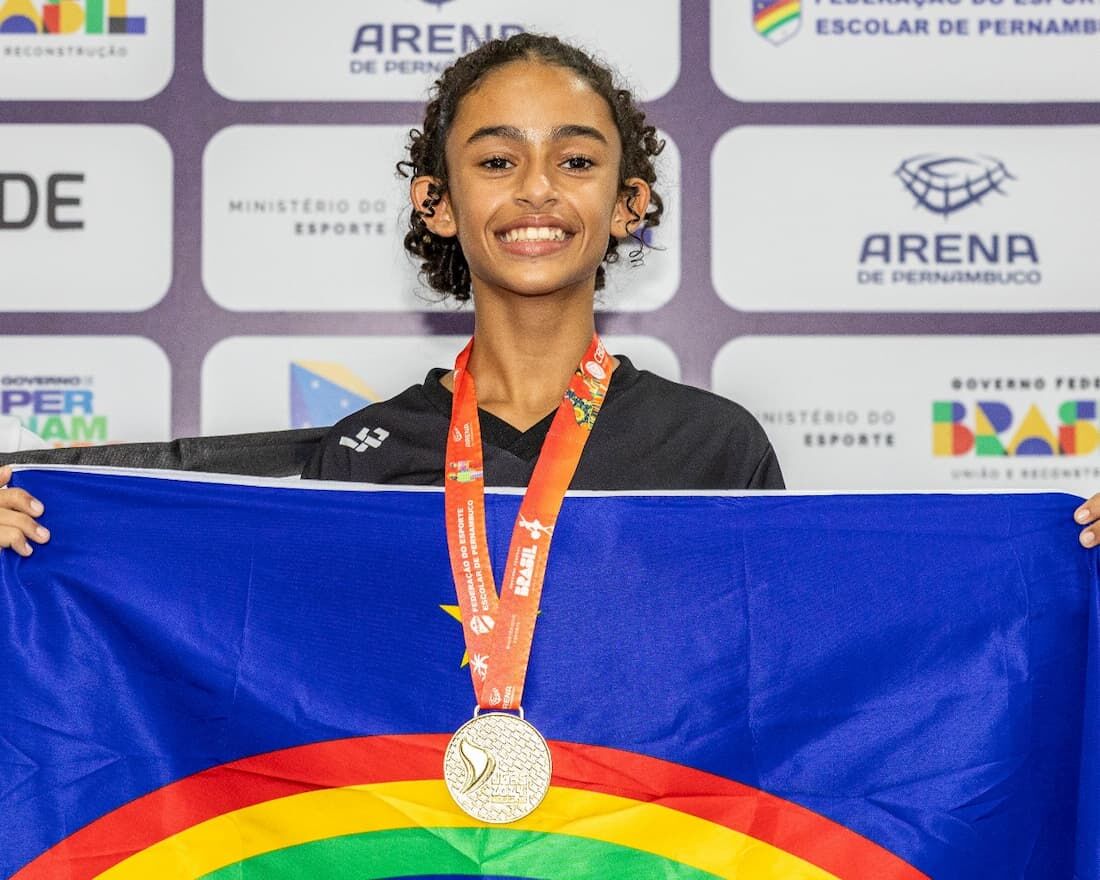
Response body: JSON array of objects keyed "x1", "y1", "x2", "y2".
[{"x1": 290, "y1": 362, "x2": 377, "y2": 430}]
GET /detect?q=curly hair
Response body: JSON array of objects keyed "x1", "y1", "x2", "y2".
[{"x1": 397, "y1": 33, "x2": 665, "y2": 301}]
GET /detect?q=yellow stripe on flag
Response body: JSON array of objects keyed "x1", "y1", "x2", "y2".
[{"x1": 96, "y1": 781, "x2": 841, "y2": 880}]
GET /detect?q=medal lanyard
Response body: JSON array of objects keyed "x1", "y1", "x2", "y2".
[{"x1": 444, "y1": 333, "x2": 611, "y2": 711}]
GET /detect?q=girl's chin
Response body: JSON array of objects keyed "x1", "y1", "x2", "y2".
[{"x1": 469, "y1": 276, "x2": 600, "y2": 302}]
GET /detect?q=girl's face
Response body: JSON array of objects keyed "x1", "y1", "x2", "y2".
[{"x1": 413, "y1": 59, "x2": 649, "y2": 302}]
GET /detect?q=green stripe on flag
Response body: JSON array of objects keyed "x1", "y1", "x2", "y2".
[{"x1": 200, "y1": 826, "x2": 722, "y2": 880}]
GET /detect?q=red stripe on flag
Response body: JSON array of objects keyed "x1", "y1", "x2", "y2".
[{"x1": 13, "y1": 734, "x2": 927, "y2": 880}]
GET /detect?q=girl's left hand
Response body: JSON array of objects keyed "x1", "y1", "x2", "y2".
[{"x1": 1076, "y1": 493, "x2": 1100, "y2": 548}]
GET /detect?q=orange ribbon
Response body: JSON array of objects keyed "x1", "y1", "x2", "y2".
[{"x1": 444, "y1": 334, "x2": 611, "y2": 710}]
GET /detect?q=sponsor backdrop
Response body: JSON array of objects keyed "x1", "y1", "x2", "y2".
[{"x1": 1, "y1": 1, "x2": 1098, "y2": 491}]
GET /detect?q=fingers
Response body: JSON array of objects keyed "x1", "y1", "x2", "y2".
[
  {"x1": 1, "y1": 518, "x2": 49, "y2": 556},
  {"x1": 1075, "y1": 492, "x2": 1100, "y2": 549},
  {"x1": 0, "y1": 467, "x2": 49, "y2": 556}
]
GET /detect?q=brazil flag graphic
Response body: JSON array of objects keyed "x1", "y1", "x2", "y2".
[{"x1": 1, "y1": 468, "x2": 1097, "y2": 879}]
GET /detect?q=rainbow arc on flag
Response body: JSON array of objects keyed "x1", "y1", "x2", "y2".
[{"x1": 14, "y1": 735, "x2": 925, "y2": 879}]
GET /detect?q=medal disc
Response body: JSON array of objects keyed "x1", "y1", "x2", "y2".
[{"x1": 443, "y1": 712, "x2": 552, "y2": 823}]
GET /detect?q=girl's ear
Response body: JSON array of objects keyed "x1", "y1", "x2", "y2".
[
  {"x1": 611, "y1": 177, "x2": 651, "y2": 239},
  {"x1": 410, "y1": 176, "x2": 457, "y2": 238}
]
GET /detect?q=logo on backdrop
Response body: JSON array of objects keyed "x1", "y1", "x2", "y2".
[
  {"x1": 0, "y1": 172, "x2": 84, "y2": 230},
  {"x1": 0, "y1": 0, "x2": 146, "y2": 36},
  {"x1": 932, "y1": 373, "x2": 1100, "y2": 483},
  {"x1": 753, "y1": 0, "x2": 800, "y2": 45},
  {"x1": 933, "y1": 378, "x2": 1100, "y2": 459},
  {"x1": 290, "y1": 362, "x2": 377, "y2": 429},
  {"x1": 895, "y1": 155, "x2": 1014, "y2": 218},
  {"x1": 0, "y1": 2, "x2": 170, "y2": 103},
  {"x1": 0, "y1": 374, "x2": 109, "y2": 446},
  {"x1": 349, "y1": 2, "x2": 523, "y2": 77},
  {"x1": 755, "y1": 407, "x2": 897, "y2": 451},
  {"x1": 856, "y1": 152, "x2": 1041, "y2": 290},
  {"x1": 224, "y1": 194, "x2": 389, "y2": 240}
]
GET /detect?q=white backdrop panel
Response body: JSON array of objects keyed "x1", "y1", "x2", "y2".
[
  {"x1": 714, "y1": 335, "x2": 1100, "y2": 494},
  {"x1": 204, "y1": 0, "x2": 680, "y2": 102},
  {"x1": 713, "y1": 0, "x2": 1100, "y2": 102},
  {"x1": 712, "y1": 126, "x2": 1100, "y2": 313}
]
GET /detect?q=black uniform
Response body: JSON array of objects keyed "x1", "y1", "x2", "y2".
[{"x1": 303, "y1": 356, "x2": 783, "y2": 490}]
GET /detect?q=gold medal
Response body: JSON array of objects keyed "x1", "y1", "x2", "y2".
[{"x1": 443, "y1": 711, "x2": 552, "y2": 823}]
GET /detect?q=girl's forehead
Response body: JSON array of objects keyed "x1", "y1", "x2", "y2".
[{"x1": 448, "y1": 60, "x2": 618, "y2": 138}]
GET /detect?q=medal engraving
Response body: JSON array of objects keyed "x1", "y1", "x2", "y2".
[{"x1": 444, "y1": 713, "x2": 552, "y2": 823}]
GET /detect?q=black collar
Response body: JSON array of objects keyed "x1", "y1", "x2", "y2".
[{"x1": 421, "y1": 355, "x2": 640, "y2": 461}]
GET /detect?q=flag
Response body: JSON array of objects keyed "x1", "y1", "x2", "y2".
[{"x1": 1, "y1": 467, "x2": 1096, "y2": 879}]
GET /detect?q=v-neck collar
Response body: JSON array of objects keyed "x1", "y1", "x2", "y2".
[{"x1": 422, "y1": 355, "x2": 639, "y2": 462}]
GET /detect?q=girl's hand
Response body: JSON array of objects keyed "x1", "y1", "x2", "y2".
[
  {"x1": 1076, "y1": 493, "x2": 1100, "y2": 548},
  {"x1": 0, "y1": 465, "x2": 50, "y2": 557}
]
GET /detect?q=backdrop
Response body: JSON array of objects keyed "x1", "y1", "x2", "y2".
[{"x1": 1, "y1": 0, "x2": 1098, "y2": 491}]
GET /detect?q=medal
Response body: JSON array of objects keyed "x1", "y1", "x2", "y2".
[
  {"x1": 443, "y1": 334, "x2": 611, "y2": 822},
  {"x1": 443, "y1": 711, "x2": 552, "y2": 824}
]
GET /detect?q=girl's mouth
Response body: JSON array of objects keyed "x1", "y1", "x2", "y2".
[
  {"x1": 497, "y1": 225, "x2": 574, "y2": 256},
  {"x1": 499, "y1": 226, "x2": 568, "y2": 244}
]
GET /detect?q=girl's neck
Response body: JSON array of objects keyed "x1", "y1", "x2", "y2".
[{"x1": 446, "y1": 286, "x2": 613, "y2": 432}]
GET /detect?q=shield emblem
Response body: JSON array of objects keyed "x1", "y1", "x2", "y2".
[{"x1": 753, "y1": 0, "x2": 801, "y2": 45}]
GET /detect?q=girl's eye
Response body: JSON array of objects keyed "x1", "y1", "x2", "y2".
[
  {"x1": 563, "y1": 156, "x2": 594, "y2": 170},
  {"x1": 481, "y1": 156, "x2": 512, "y2": 170}
]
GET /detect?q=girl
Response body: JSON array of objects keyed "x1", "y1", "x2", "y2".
[
  {"x1": 2, "y1": 33, "x2": 1099, "y2": 544},
  {"x1": 302, "y1": 33, "x2": 782, "y2": 491}
]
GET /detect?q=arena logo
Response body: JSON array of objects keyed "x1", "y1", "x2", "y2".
[
  {"x1": 0, "y1": 171, "x2": 84, "y2": 230},
  {"x1": 933, "y1": 400, "x2": 1098, "y2": 457},
  {"x1": 896, "y1": 155, "x2": 1013, "y2": 219},
  {"x1": 0, "y1": 0, "x2": 146, "y2": 35},
  {"x1": 349, "y1": 4, "x2": 524, "y2": 77},
  {"x1": 0, "y1": 377, "x2": 107, "y2": 446},
  {"x1": 856, "y1": 152, "x2": 1042, "y2": 288},
  {"x1": 753, "y1": 0, "x2": 801, "y2": 45}
]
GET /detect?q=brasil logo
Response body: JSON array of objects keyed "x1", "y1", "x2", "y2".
[
  {"x1": 0, "y1": 0, "x2": 146, "y2": 35},
  {"x1": 753, "y1": 0, "x2": 801, "y2": 45},
  {"x1": 11, "y1": 735, "x2": 928, "y2": 879},
  {"x1": 933, "y1": 400, "x2": 1099, "y2": 456}
]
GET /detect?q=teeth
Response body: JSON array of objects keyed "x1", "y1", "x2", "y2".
[{"x1": 501, "y1": 226, "x2": 567, "y2": 243}]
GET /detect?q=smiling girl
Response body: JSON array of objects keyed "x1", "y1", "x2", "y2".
[{"x1": 303, "y1": 33, "x2": 782, "y2": 491}]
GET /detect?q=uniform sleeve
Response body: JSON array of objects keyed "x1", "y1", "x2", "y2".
[
  {"x1": 300, "y1": 438, "x2": 325, "y2": 480},
  {"x1": 747, "y1": 444, "x2": 786, "y2": 490},
  {"x1": 300, "y1": 428, "x2": 351, "y2": 481}
]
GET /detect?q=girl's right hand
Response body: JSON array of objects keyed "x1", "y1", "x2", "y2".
[{"x1": 0, "y1": 465, "x2": 50, "y2": 557}]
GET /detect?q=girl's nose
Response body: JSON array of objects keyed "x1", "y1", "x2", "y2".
[{"x1": 514, "y1": 164, "x2": 557, "y2": 209}]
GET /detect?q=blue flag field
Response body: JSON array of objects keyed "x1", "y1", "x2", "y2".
[{"x1": 1, "y1": 466, "x2": 1097, "y2": 879}]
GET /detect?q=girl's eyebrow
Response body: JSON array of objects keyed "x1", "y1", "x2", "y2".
[{"x1": 465, "y1": 124, "x2": 609, "y2": 146}]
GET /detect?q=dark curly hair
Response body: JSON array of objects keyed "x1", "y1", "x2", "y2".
[{"x1": 397, "y1": 33, "x2": 665, "y2": 302}]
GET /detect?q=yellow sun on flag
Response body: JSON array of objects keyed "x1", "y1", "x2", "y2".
[
  {"x1": 440, "y1": 604, "x2": 542, "y2": 669},
  {"x1": 439, "y1": 605, "x2": 470, "y2": 667}
]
